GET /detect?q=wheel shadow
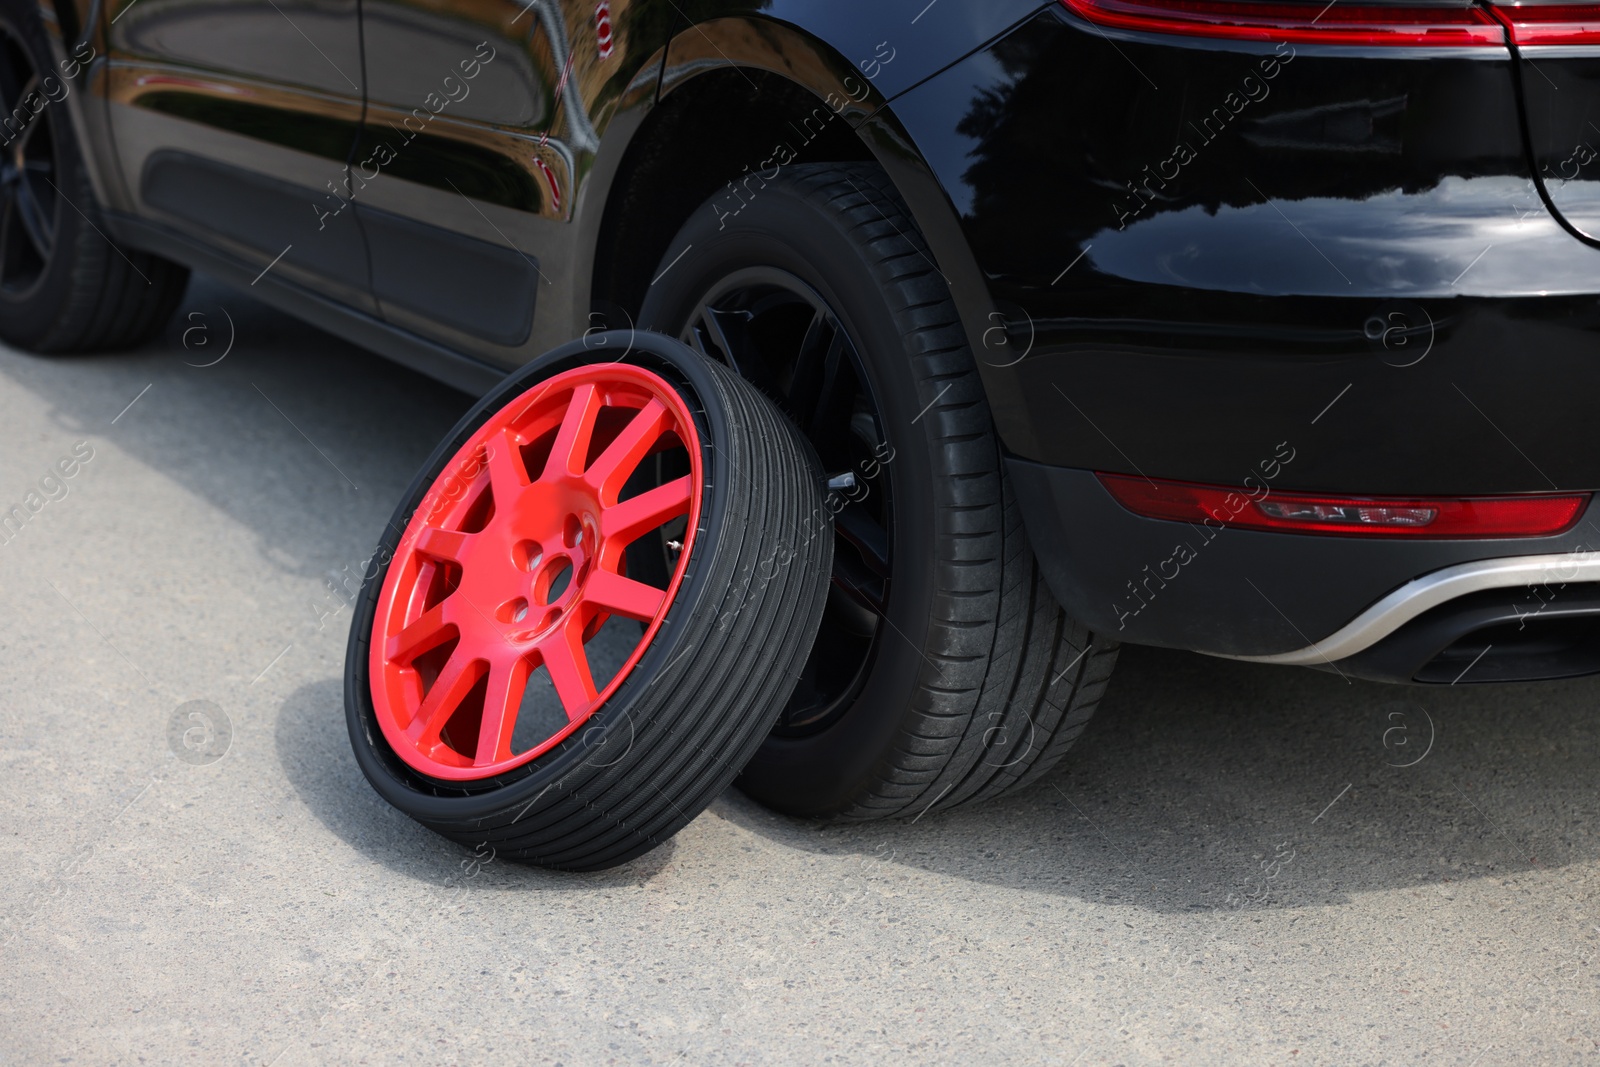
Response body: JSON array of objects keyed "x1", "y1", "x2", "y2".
[
  {"x1": 710, "y1": 642, "x2": 1600, "y2": 914},
  {"x1": 272, "y1": 676, "x2": 678, "y2": 888}
]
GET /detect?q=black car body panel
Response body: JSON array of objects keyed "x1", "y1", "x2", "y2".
[
  {"x1": 890, "y1": 5, "x2": 1600, "y2": 494},
  {"x1": 78, "y1": 0, "x2": 1044, "y2": 371},
  {"x1": 1514, "y1": 45, "x2": 1600, "y2": 242},
  {"x1": 32, "y1": 0, "x2": 1600, "y2": 680},
  {"x1": 101, "y1": 0, "x2": 375, "y2": 309}
]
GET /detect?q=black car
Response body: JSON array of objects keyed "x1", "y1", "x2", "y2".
[{"x1": 5, "y1": 0, "x2": 1599, "y2": 864}]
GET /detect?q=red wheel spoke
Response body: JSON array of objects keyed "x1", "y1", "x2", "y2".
[
  {"x1": 387, "y1": 604, "x2": 454, "y2": 662},
  {"x1": 485, "y1": 428, "x2": 529, "y2": 504},
  {"x1": 583, "y1": 569, "x2": 666, "y2": 623},
  {"x1": 586, "y1": 398, "x2": 669, "y2": 496},
  {"x1": 404, "y1": 653, "x2": 481, "y2": 744},
  {"x1": 474, "y1": 655, "x2": 531, "y2": 766},
  {"x1": 415, "y1": 526, "x2": 471, "y2": 562},
  {"x1": 599, "y1": 475, "x2": 693, "y2": 546},
  {"x1": 539, "y1": 617, "x2": 598, "y2": 720},
  {"x1": 546, "y1": 382, "x2": 602, "y2": 480}
]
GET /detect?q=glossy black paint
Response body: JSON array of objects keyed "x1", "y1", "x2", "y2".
[
  {"x1": 69, "y1": 0, "x2": 1053, "y2": 365},
  {"x1": 892, "y1": 6, "x2": 1600, "y2": 495},
  {"x1": 1505, "y1": 38, "x2": 1600, "y2": 245},
  {"x1": 657, "y1": 0, "x2": 1047, "y2": 104},
  {"x1": 100, "y1": 0, "x2": 375, "y2": 308}
]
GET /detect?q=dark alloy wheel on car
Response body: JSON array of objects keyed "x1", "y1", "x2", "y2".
[
  {"x1": 0, "y1": 16, "x2": 56, "y2": 305},
  {"x1": 642, "y1": 163, "x2": 1120, "y2": 821},
  {"x1": 673, "y1": 261, "x2": 895, "y2": 739},
  {"x1": 0, "y1": 0, "x2": 187, "y2": 353}
]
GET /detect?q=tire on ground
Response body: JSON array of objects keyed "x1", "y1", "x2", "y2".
[
  {"x1": 0, "y1": 0, "x2": 187, "y2": 354},
  {"x1": 345, "y1": 332, "x2": 833, "y2": 871},
  {"x1": 640, "y1": 162, "x2": 1120, "y2": 821}
]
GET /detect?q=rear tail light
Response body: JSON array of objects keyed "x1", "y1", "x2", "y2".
[
  {"x1": 1059, "y1": 0, "x2": 1506, "y2": 46},
  {"x1": 1486, "y1": 3, "x2": 1600, "y2": 46},
  {"x1": 1098, "y1": 473, "x2": 1588, "y2": 538}
]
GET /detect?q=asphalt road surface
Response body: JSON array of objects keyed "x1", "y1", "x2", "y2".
[{"x1": 2, "y1": 275, "x2": 1597, "y2": 1066}]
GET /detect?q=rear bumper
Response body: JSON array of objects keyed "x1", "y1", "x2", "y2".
[{"x1": 1010, "y1": 459, "x2": 1600, "y2": 682}]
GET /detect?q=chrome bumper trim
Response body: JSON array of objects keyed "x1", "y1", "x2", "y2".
[{"x1": 1213, "y1": 551, "x2": 1600, "y2": 666}]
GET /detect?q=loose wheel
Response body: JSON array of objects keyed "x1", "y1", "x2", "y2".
[{"x1": 345, "y1": 332, "x2": 832, "y2": 870}]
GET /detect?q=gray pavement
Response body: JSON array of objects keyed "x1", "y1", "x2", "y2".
[{"x1": 1, "y1": 275, "x2": 1597, "y2": 1066}]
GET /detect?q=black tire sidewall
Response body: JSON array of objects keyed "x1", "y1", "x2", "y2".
[{"x1": 639, "y1": 182, "x2": 950, "y2": 817}]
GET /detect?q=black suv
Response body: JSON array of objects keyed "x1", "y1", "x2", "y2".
[{"x1": 5, "y1": 0, "x2": 1599, "y2": 841}]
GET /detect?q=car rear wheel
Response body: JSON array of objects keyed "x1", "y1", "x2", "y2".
[
  {"x1": 641, "y1": 162, "x2": 1120, "y2": 820},
  {"x1": 345, "y1": 333, "x2": 832, "y2": 870},
  {"x1": 0, "y1": 0, "x2": 187, "y2": 353}
]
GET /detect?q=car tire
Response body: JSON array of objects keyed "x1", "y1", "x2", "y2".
[
  {"x1": 344, "y1": 332, "x2": 832, "y2": 870},
  {"x1": 640, "y1": 162, "x2": 1120, "y2": 820},
  {"x1": 0, "y1": 1, "x2": 187, "y2": 353}
]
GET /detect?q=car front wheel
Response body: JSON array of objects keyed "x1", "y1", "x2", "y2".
[{"x1": 0, "y1": 0, "x2": 187, "y2": 353}]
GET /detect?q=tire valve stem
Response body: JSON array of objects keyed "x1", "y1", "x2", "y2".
[
  {"x1": 826, "y1": 471, "x2": 858, "y2": 492},
  {"x1": 667, "y1": 539, "x2": 683, "y2": 553}
]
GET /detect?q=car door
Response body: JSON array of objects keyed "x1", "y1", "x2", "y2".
[
  {"x1": 351, "y1": 0, "x2": 660, "y2": 361},
  {"x1": 103, "y1": 0, "x2": 374, "y2": 310}
]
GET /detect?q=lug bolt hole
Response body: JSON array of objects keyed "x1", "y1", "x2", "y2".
[
  {"x1": 498, "y1": 597, "x2": 530, "y2": 624},
  {"x1": 514, "y1": 540, "x2": 543, "y2": 572},
  {"x1": 535, "y1": 556, "x2": 574, "y2": 606},
  {"x1": 564, "y1": 514, "x2": 584, "y2": 549}
]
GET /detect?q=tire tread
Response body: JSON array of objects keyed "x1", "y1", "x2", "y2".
[{"x1": 778, "y1": 163, "x2": 1120, "y2": 820}]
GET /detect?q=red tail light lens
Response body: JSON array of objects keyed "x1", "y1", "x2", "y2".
[
  {"x1": 1098, "y1": 473, "x2": 1588, "y2": 538},
  {"x1": 1060, "y1": 0, "x2": 1506, "y2": 45},
  {"x1": 1487, "y1": 3, "x2": 1600, "y2": 46}
]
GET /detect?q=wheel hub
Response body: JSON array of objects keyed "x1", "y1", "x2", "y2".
[
  {"x1": 677, "y1": 267, "x2": 894, "y2": 735},
  {"x1": 452, "y1": 479, "x2": 599, "y2": 643}
]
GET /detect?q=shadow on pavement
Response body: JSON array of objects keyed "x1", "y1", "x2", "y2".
[
  {"x1": 273, "y1": 676, "x2": 679, "y2": 888},
  {"x1": 276, "y1": 637, "x2": 1600, "y2": 913},
  {"x1": 713, "y1": 642, "x2": 1600, "y2": 913}
]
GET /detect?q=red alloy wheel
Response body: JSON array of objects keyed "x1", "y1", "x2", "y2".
[{"x1": 369, "y1": 364, "x2": 702, "y2": 781}]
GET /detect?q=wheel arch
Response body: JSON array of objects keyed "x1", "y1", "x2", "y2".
[
  {"x1": 587, "y1": 15, "x2": 1005, "y2": 389},
  {"x1": 587, "y1": 53, "x2": 875, "y2": 327}
]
